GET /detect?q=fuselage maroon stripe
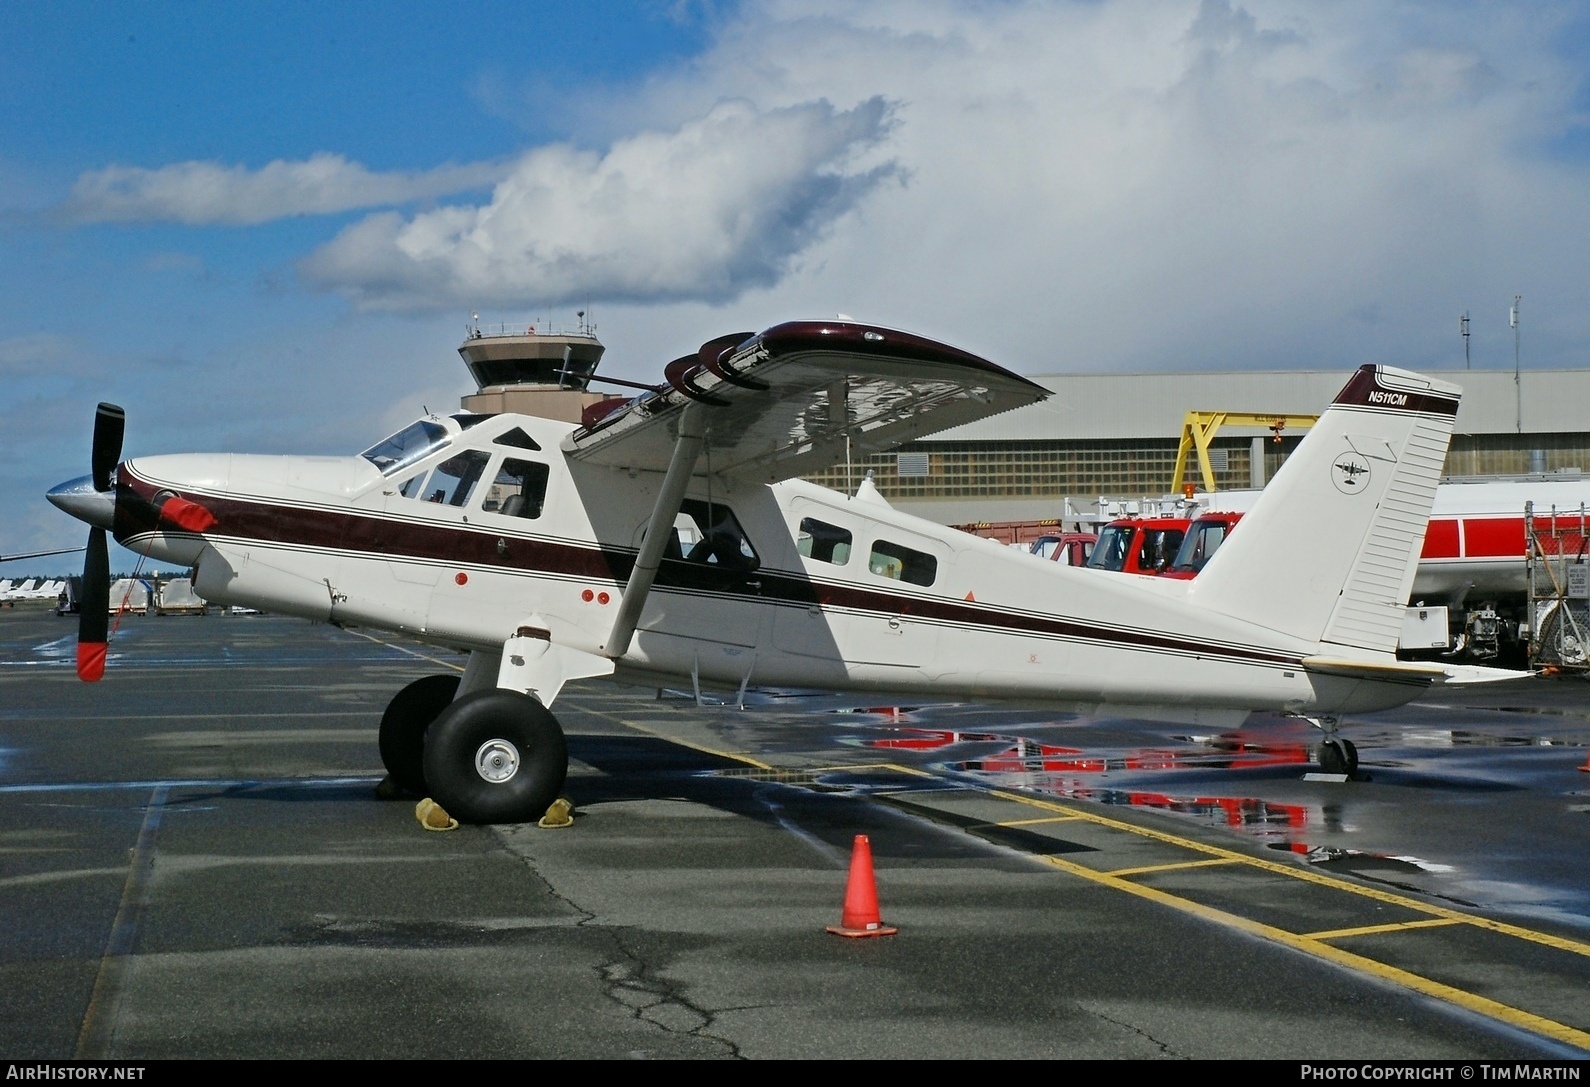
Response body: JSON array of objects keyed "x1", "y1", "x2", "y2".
[{"x1": 117, "y1": 468, "x2": 1301, "y2": 670}]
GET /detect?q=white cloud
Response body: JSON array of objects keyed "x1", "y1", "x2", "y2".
[
  {"x1": 0, "y1": 333, "x2": 76, "y2": 377},
  {"x1": 548, "y1": 0, "x2": 1590, "y2": 375},
  {"x1": 299, "y1": 98, "x2": 897, "y2": 310},
  {"x1": 59, "y1": 153, "x2": 509, "y2": 226},
  {"x1": 45, "y1": 0, "x2": 1590, "y2": 379}
]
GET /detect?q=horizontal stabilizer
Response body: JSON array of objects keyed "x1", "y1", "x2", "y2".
[
  {"x1": 1301, "y1": 656, "x2": 1530, "y2": 686},
  {"x1": 563, "y1": 321, "x2": 1048, "y2": 483},
  {"x1": 1300, "y1": 656, "x2": 1445, "y2": 683}
]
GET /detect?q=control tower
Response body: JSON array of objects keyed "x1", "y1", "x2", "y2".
[{"x1": 457, "y1": 316, "x2": 614, "y2": 424}]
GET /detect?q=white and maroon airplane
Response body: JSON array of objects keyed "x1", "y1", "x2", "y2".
[{"x1": 46, "y1": 321, "x2": 1524, "y2": 823}]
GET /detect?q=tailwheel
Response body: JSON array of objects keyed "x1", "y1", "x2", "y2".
[
  {"x1": 378, "y1": 674, "x2": 462, "y2": 795},
  {"x1": 422, "y1": 689, "x2": 568, "y2": 825},
  {"x1": 1318, "y1": 737, "x2": 1360, "y2": 777}
]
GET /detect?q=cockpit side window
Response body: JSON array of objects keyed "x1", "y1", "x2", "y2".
[
  {"x1": 421, "y1": 450, "x2": 491, "y2": 507},
  {"x1": 481, "y1": 458, "x2": 550, "y2": 519},
  {"x1": 398, "y1": 474, "x2": 426, "y2": 499},
  {"x1": 361, "y1": 420, "x2": 451, "y2": 476},
  {"x1": 492, "y1": 427, "x2": 542, "y2": 451},
  {"x1": 673, "y1": 499, "x2": 759, "y2": 570},
  {"x1": 1138, "y1": 529, "x2": 1184, "y2": 573}
]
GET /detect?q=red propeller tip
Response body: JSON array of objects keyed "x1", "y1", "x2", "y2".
[
  {"x1": 77, "y1": 642, "x2": 107, "y2": 682},
  {"x1": 158, "y1": 496, "x2": 217, "y2": 533}
]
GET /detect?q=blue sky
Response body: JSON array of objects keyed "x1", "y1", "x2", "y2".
[{"x1": 4, "y1": 0, "x2": 1590, "y2": 570}]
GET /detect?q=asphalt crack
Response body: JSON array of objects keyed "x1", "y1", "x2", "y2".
[
  {"x1": 497, "y1": 829, "x2": 744, "y2": 1059},
  {"x1": 1082, "y1": 1004, "x2": 1188, "y2": 1059}
]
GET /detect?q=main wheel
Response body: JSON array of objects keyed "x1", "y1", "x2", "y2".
[
  {"x1": 378, "y1": 674, "x2": 461, "y2": 795},
  {"x1": 422, "y1": 689, "x2": 568, "y2": 824}
]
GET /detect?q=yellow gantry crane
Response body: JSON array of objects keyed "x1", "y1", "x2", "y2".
[{"x1": 1170, "y1": 411, "x2": 1320, "y2": 495}]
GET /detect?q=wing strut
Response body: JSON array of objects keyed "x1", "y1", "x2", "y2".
[{"x1": 602, "y1": 402, "x2": 709, "y2": 659}]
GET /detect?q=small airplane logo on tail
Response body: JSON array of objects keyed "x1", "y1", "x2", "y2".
[{"x1": 1332, "y1": 454, "x2": 1371, "y2": 493}]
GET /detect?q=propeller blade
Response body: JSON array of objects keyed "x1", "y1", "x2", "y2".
[
  {"x1": 91, "y1": 403, "x2": 125, "y2": 494},
  {"x1": 77, "y1": 527, "x2": 109, "y2": 682}
]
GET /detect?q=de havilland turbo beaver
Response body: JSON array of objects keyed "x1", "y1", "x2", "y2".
[{"x1": 46, "y1": 321, "x2": 1524, "y2": 823}]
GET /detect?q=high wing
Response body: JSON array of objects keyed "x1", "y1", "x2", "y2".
[{"x1": 561, "y1": 321, "x2": 1049, "y2": 482}]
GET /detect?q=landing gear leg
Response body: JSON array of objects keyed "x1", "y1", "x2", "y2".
[{"x1": 411, "y1": 622, "x2": 608, "y2": 823}]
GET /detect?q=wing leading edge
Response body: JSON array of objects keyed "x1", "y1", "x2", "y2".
[{"x1": 562, "y1": 321, "x2": 1050, "y2": 483}]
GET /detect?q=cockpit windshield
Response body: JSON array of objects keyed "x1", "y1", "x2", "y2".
[
  {"x1": 1085, "y1": 525, "x2": 1134, "y2": 572},
  {"x1": 360, "y1": 419, "x2": 451, "y2": 476},
  {"x1": 1168, "y1": 521, "x2": 1230, "y2": 574}
]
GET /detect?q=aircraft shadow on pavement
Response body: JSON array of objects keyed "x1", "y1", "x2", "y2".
[{"x1": 558, "y1": 733, "x2": 1023, "y2": 862}]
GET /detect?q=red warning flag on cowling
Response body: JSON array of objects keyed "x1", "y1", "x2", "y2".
[{"x1": 158, "y1": 496, "x2": 217, "y2": 533}]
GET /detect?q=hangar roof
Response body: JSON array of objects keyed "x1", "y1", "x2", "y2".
[{"x1": 933, "y1": 368, "x2": 1590, "y2": 442}]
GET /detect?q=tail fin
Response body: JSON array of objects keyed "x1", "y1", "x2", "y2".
[{"x1": 1188, "y1": 365, "x2": 1461, "y2": 654}]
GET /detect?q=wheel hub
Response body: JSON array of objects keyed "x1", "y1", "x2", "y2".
[{"x1": 474, "y1": 739, "x2": 520, "y2": 783}]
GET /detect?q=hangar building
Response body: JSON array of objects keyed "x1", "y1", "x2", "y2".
[{"x1": 802, "y1": 367, "x2": 1590, "y2": 525}]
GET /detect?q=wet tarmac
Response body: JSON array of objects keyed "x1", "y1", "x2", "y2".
[{"x1": 0, "y1": 607, "x2": 1586, "y2": 1059}]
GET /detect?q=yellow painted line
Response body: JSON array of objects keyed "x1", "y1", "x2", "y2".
[
  {"x1": 341, "y1": 629, "x2": 466, "y2": 671},
  {"x1": 994, "y1": 815, "x2": 1086, "y2": 829},
  {"x1": 879, "y1": 762, "x2": 935, "y2": 779},
  {"x1": 981, "y1": 788, "x2": 1590, "y2": 959},
  {"x1": 574, "y1": 706, "x2": 774, "y2": 770},
  {"x1": 1306, "y1": 918, "x2": 1464, "y2": 941},
  {"x1": 1104, "y1": 857, "x2": 1242, "y2": 879},
  {"x1": 12, "y1": 712, "x2": 373, "y2": 721},
  {"x1": 798, "y1": 762, "x2": 935, "y2": 779},
  {"x1": 1044, "y1": 854, "x2": 1590, "y2": 1051}
]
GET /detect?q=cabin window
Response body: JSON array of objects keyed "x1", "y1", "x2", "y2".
[
  {"x1": 869, "y1": 540, "x2": 937, "y2": 586},
  {"x1": 481, "y1": 458, "x2": 550, "y2": 519},
  {"x1": 493, "y1": 426, "x2": 542, "y2": 451},
  {"x1": 397, "y1": 474, "x2": 426, "y2": 499},
  {"x1": 361, "y1": 419, "x2": 450, "y2": 476},
  {"x1": 422, "y1": 450, "x2": 491, "y2": 507},
  {"x1": 670, "y1": 499, "x2": 759, "y2": 570},
  {"x1": 797, "y1": 517, "x2": 852, "y2": 565}
]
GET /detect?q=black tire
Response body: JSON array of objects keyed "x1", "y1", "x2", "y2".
[
  {"x1": 422, "y1": 689, "x2": 568, "y2": 825},
  {"x1": 1341, "y1": 739, "x2": 1359, "y2": 773},
  {"x1": 378, "y1": 674, "x2": 461, "y2": 795},
  {"x1": 1319, "y1": 738, "x2": 1350, "y2": 776}
]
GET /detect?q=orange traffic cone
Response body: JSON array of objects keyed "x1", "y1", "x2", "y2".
[
  {"x1": 827, "y1": 834, "x2": 898, "y2": 938},
  {"x1": 1577, "y1": 752, "x2": 1590, "y2": 773}
]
